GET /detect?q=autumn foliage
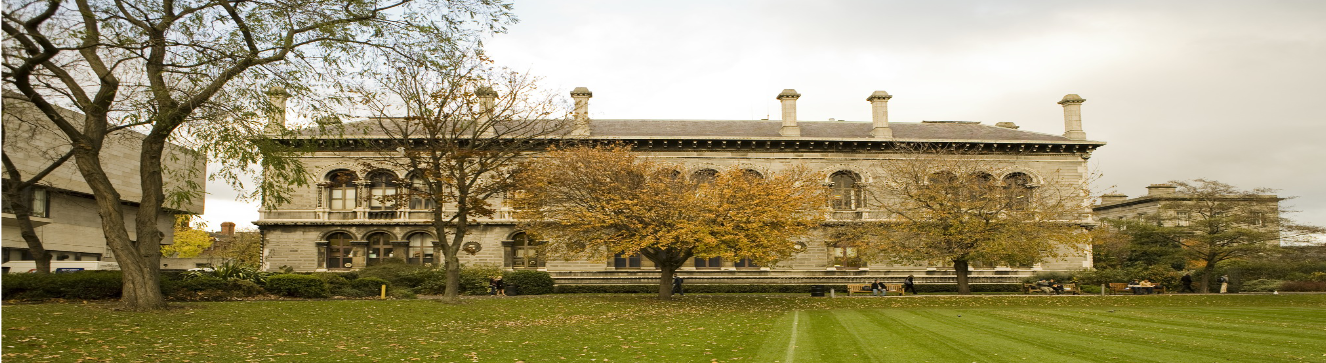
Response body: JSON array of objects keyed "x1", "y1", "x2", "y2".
[{"x1": 511, "y1": 145, "x2": 829, "y2": 298}]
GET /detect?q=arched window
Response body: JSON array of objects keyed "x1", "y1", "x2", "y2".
[
  {"x1": 509, "y1": 232, "x2": 543, "y2": 269},
  {"x1": 327, "y1": 170, "x2": 358, "y2": 210},
  {"x1": 367, "y1": 171, "x2": 398, "y2": 211},
  {"x1": 830, "y1": 171, "x2": 863, "y2": 210},
  {"x1": 407, "y1": 172, "x2": 437, "y2": 210},
  {"x1": 365, "y1": 231, "x2": 395, "y2": 266},
  {"x1": 326, "y1": 232, "x2": 354, "y2": 269},
  {"x1": 1004, "y1": 173, "x2": 1034, "y2": 209},
  {"x1": 691, "y1": 169, "x2": 718, "y2": 184},
  {"x1": 406, "y1": 232, "x2": 435, "y2": 265}
]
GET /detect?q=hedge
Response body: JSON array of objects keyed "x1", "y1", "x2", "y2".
[
  {"x1": 552, "y1": 283, "x2": 1023, "y2": 294},
  {"x1": 503, "y1": 270, "x2": 554, "y2": 295},
  {"x1": 1, "y1": 271, "x2": 122, "y2": 301},
  {"x1": 265, "y1": 274, "x2": 330, "y2": 298}
]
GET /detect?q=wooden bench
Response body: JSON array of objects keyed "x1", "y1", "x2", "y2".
[
  {"x1": 845, "y1": 284, "x2": 872, "y2": 296},
  {"x1": 1108, "y1": 283, "x2": 1130, "y2": 295},
  {"x1": 845, "y1": 283, "x2": 905, "y2": 296},
  {"x1": 1025, "y1": 282, "x2": 1081, "y2": 295}
]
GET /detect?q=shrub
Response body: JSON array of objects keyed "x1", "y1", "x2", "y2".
[
  {"x1": 264, "y1": 274, "x2": 330, "y2": 298},
  {"x1": 411, "y1": 268, "x2": 448, "y2": 294},
  {"x1": 1, "y1": 271, "x2": 122, "y2": 301},
  {"x1": 1280, "y1": 281, "x2": 1326, "y2": 292},
  {"x1": 503, "y1": 270, "x2": 554, "y2": 295},
  {"x1": 358, "y1": 262, "x2": 429, "y2": 287},
  {"x1": 352, "y1": 277, "x2": 391, "y2": 296},
  {"x1": 1241, "y1": 279, "x2": 1284, "y2": 292},
  {"x1": 460, "y1": 264, "x2": 503, "y2": 295},
  {"x1": 1023, "y1": 271, "x2": 1075, "y2": 284},
  {"x1": 389, "y1": 287, "x2": 417, "y2": 299},
  {"x1": 312, "y1": 273, "x2": 352, "y2": 289}
]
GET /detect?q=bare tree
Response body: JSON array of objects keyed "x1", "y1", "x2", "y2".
[
  {"x1": 3, "y1": 0, "x2": 513, "y2": 310},
  {"x1": 351, "y1": 50, "x2": 567, "y2": 302},
  {"x1": 850, "y1": 145, "x2": 1093, "y2": 294}
]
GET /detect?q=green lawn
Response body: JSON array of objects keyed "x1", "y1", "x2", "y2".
[{"x1": 3, "y1": 294, "x2": 1325, "y2": 362}]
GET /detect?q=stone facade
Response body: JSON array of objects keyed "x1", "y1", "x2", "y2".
[
  {"x1": 256, "y1": 89, "x2": 1105, "y2": 284},
  {"x1": 1, "y1": 95, "x2": 204, "y2": 272},
  {"x1": 1093, "y1": 183, "x2": 1282, "y2": 244}
]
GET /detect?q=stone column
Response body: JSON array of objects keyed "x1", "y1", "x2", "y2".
[
  {"x1": 778, "y1": 89, "x2": 801, "y2": 137},
  {"x1": 867, "y1": 90, "x2": 893, "y2": 138},
  {"x1": 1059, "y1": 94, "x2": 1086, "y2": 140}
]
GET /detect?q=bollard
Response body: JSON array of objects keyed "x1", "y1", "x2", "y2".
[
  {"x1": 830, "y1": 289, "x2": 836, "y2": 298},
  {"x1": 1101, "y1": 284, "x2": 1106, "y2": 296},
  {"x1": 381, "y1": 284, "x2": 387, "y2": 299}
]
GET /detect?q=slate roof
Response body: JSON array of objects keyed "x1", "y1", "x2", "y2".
[
  {"x1": 588, "y1": 119, "x2": 1085, "y2": 143},
  {"x1": 299, "y1": 118, "x2": 1100, "y2": 144}
]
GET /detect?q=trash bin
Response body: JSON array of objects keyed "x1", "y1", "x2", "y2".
[
  {"x1": 810, "y1": 285, "x2": 825, "y2": 297},
  {"x1": 505, "y1": 283, "x2": 519, "y2": 296}
]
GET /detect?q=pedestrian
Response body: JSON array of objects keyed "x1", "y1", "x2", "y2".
[
  {"x1": 488, "y1": 276, "x2": 497, "y2": 295},
  {"x1": 1218, "y1": 275, "x2": 1229, "y2": 293},
  {"x1": 494, "y1": 275, "x2": 506, "y2": 296},
  {"x1": 871, "y1": 279, "x2": 884, "y2": 296},
  {"x1": 1181, "y1": 273, "x2": 1195, "y2": 293},
  {"x1": 903, "y1": 275, "x2": 917, "y2": 295},
  {"x1": 672, "y1": 275, "x2": 684, "y2": 296}
]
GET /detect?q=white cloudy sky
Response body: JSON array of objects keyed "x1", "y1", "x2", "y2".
[{"x1": 202, "y1": 0, "x2": 1326, "y2": 232}]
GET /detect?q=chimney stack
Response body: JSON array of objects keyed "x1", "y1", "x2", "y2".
[
  {"x1": 1099, "y1": 193, "x2": 1128, "y2": 205},
  {"x1": 867, "y1": 90, "x2": 893, "y2": 138},
  {"x1": 264, "y1": 86, "x2": 289, "y2": 134},
  {"x1": 1059, "y1": 94, "x2": 1086, "y2": 140},
  {"x1": 1146, "y1": 184, "x2": 1177, "y2": 196},
  {"x1": 220, "y1": 222, "x2": 236, "y2": 236},
  {"x1": 777, "y1": 89, "x2": 801, "y2": 137},
  {"x1": 476, "y1": 86, "x2": 497, "y2": 137},
  {"x1": 570, "y1": 87, "x2": 592, "y2": 136}
]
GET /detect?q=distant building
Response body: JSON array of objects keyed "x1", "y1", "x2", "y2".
[
  {"x1": 1, "y1": 94, "x2": 205, "y2": 272},
  {"x1": 255, "y1": 89, "x2": 1105, "y2": 285},
  {"x1": 1093, "y1": 183, "x2": 1283, "y2": 244}
]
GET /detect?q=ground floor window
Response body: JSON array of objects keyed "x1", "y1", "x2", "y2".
[
  {"x1": 613, "y1": 252, "x2": 641, "y2": 269},
  {"x1": 406, "y1": 232, "x2": 435, "y2": 265},
  {"x1": 326, "y1": 232, "x2": 354, "y2": 269},
  {"x1": 694, "y1": 256, "x2": 722, "y2": 269},
  {"x1": 831, "y1": 244, "x2": 862, "y2": 269},
  {"x1": 734, "y1": 258, "x2": 760, "y2": 269},
  {"x1": 509, "y1": 232, "x2": 543, "y2": 269},
  {"x1": 366, "y1": 232, "x2": 395, "y2": 266}
]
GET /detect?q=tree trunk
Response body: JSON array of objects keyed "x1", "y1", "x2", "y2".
[
  {"x1": 5, "y1": 194, "x2": 52, "y2": 274},
  {"x1": 437, "y1": 213, "x2": 462, "y2": 303},
  {"x1": 658, "y1": 265, "x2": 676, "y2": 299},
  {"x1": 1200, "y1": 263, "x2": 1216, "y2": 294},
  {"x1": 954, "y1": 259, "x2": 971, "y2": 295}
]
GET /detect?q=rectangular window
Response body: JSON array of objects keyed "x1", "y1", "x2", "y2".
[
  {"x1": 734, "y1": 258, "x2": 760, "y2": 268},
  {"x1": 694, "y1": 256, "x2": 722, "y2": 269},
  {"x1": 330, "y1": 188, "x2": 356, "y2": 210}
]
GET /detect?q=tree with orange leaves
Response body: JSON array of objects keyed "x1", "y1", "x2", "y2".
[{"x1": 511, "y1": 145, "x2": 828, "y2": 299}]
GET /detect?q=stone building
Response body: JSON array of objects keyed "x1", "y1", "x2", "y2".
[
  {"x1": 1093, "y1": 183, "x2": 1283, "y2": 244},
  {"x1": 1, "y1": 95, "x2": 205, "y2": 273},
  {"x1": 255, "y1": 89, "x2": 1105, "y2": 285}
]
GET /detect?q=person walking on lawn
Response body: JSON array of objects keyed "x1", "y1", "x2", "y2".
[
  {"x1": 903, "y1": 275, "x2": 917, "y2": 295},
  {"x1": 1219, "y1": 275, "x2": 1230, "y2": 293},
  {"x1": 1181, "y1": 273, "x2": 1195, "y2": 293},
  {"x1": 672, "y1": 275, "x2": 684, "y2": 296}
]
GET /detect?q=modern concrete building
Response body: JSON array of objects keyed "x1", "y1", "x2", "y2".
[
  {"x1": 255, "y1": 89, "x2": 1105, "y2": 285},
  {"x1": 1, "y1": 95, "x2": 205, "y2": 273}
]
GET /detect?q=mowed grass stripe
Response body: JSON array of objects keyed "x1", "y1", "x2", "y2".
[
  {"x1": 896, "y1": 308, "x2": 1103, "y2": 362},
  {"x1": 979, "y1": 308, "x2": 1242, "y2": 362},
  {"x1": 1155, "y1": 306, "x2": 1326, "y2": 329},
  {"x1": 1021, "y1": 308, "x2": 1323, "y2": 361},
  {"x1": 913, "y1": 308, "x2": 1173, "y2": 362},
  {"x1": 1115, "y1": 307, "x2": 1326, "y2": 340},
  {"x1": 1034, "y1": 307, "x2": 1326, "y2": 346}
]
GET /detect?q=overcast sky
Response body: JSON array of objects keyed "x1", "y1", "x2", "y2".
[{"x1": 202, "y1": 0, "x2": 1326, "y2": 234}]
